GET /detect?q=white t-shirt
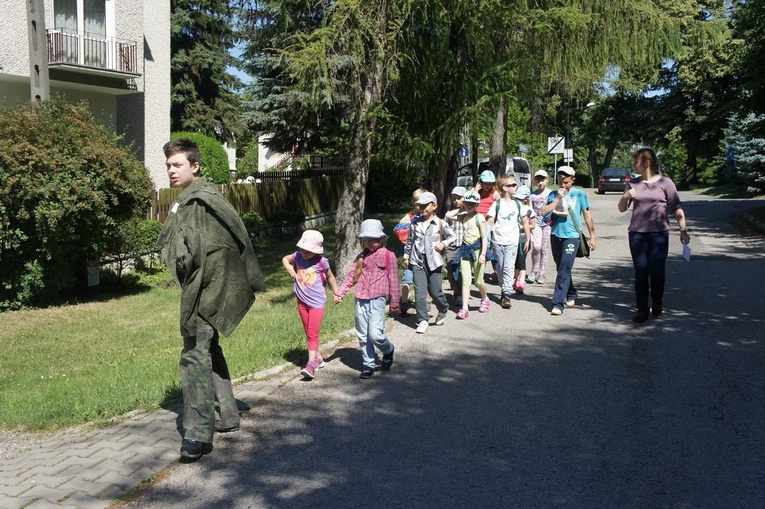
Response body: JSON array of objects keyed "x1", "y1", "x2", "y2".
[{"x1": 487, "y1": 199, "x2": 523, "y2": 246}]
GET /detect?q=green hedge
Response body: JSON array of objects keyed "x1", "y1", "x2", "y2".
[
  {"x1": 0, "y1": 100, "x2": 154, "y2": 309},
  {"x1": 170, "y1": 131, "x2": 230, "y2": 184}
]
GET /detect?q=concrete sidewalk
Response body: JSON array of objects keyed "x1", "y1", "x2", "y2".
[{"x1": 0, "y1": 364, "x2": 301, "y2": 509}]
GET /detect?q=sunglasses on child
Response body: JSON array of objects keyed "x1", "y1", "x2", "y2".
[{"x1": 504, "y1": 183, "x2": 517, "y2": 188}]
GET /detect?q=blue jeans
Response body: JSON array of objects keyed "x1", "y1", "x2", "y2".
[
  {"x1": 492, "y1": 242, "x2": 518, "y2": 297},
  {"x1": 628, "y1": 230, "x2": 669, "y2": 313},
  {"x1": 412, "y1": 263, "x2": 449, "y2": 323},
  {"x1": 550, "y1": 235, "x2": 580, "y2": 311},
  {"x1": 354, "y1": 297, "x2": 394, "y2": 369}
]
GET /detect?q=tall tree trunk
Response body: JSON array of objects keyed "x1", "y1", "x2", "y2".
[
  {"x1": 489, "y1": 98, "x2": 506, "y2": 170},
  {"x1": 334, "y1": 66, "x2": 382, "y2": 278}
]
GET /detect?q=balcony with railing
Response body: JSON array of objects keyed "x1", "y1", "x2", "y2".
[{"x1": 47, "y1": 29, "x2": 140, "y2": 78}]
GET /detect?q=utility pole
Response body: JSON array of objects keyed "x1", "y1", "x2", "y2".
[{"x1": 27, "y1": 0, "x2": 49, "y2": 101}]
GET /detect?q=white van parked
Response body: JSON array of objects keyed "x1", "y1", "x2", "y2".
[{"x1": 457, "y1": 156, "x2": 531, "y2": 188}]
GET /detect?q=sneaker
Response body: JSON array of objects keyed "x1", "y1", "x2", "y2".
[
  {"x1": 550, "y1": 307, "x2": 563, "y2": 316},
  {"x1": 381, "y1": 347, "x2": 394, "y2": 370},
  {"x1": 501, "y1": 296, "x2": 512, "y2": 309},
  {"x1": 416, "y1": 321, "x2": 429, "y2": 334},
  {"x1": 214, "y1": 421, "x2": 240, "y2": 433},
  {"x1": 479, "y1": 298, "x2": 490, "y2": 313},
  {"x1": 434, "y1": 311, "x2": 447, "y2": 326},
  {"x1": 565, "y1": 299, "x2": 576, "y2": 307},
  {"x1": 536, "y1": 274, "x2": 545, "y2": 285},
  {"x1": 300, "y1": 361, "x2": 317, "y2": 379},
  {"x1": 457, "y1": 308, "x2": 469, "y2": 320},
  {"x1": 632, "y1": 311, "x2": 648, "y2": 323},
  {"x1": 652, "y1": 304, "x2": 663, "y2": 317},
  {"x1": 514, "y1": 279, "x2": 526, "y2": 294},
  {"x1": 526, "y1": 272, "x2": 536, "y2": 284},
  {"x1": 359, "y1": 367, "x2": 375, "y2": 379},
  {"x1": 180, "y1": 439, "x2": 213, "y2": 460},
  {"x1": 315, "y1": 354, "x2": 326, "y2": 368}
]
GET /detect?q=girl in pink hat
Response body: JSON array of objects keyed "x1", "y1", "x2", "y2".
[{"x1": 282, "y1": 230, "x2": 339, "y2": 379}]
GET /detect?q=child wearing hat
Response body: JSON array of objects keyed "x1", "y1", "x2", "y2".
[
  {"x1": 444, "y1": 186, "x2": 467, "y2": 302},
  {"x1": 474, "y1": 169, "x2": 501, "y2": 219},
  {"x1": 334, "y1": 220, "x2": 400, "y2": 378},
  {"x1": 393, "y1": 188, "x2": 427, "y2": 311},
  {"x1": 512, "y1": 185, "x2": 534, "y2": 293},
  {"x1": 403, "y1": 192, "x2": 457, "y2": 333},
  {"x1": 282, "y1": 230, "x2": 340, "y2": 379},
  {"x1": 452, "y1": 190, "x2": 490, "y2": 318},
  {"x1": 486, "y1": 175, "x2": 530, "y2": 308},
  {"x1": 529, "y1": 170, "x2": 553, "y2": 285}
]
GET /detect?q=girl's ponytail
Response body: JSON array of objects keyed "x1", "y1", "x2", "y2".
[{"x1": 354, "y1": 252, "x2": 366, "y2": 280}]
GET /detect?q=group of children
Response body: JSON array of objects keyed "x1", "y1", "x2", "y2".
[{"x1": 281, "y1": 168, "x2": 556, "y2": 380}]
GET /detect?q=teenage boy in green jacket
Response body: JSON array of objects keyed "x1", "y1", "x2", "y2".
[{"x1": 157, "y1": 138, "x2": 265, "y2": 461}]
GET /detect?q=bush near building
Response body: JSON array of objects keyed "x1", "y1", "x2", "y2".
[
  {"x1": 170, "y1": 131, "x2": 231, "y2": 184},
  {"x1": 0, "y1": 100, "x2": 154, "y2": 309}
]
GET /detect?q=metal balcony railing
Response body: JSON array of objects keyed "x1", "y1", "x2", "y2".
[{"x1": 47, "y1": 29, "x2": 139, "y2": 75}]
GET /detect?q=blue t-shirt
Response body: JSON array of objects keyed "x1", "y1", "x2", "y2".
[{"x1": 546, "y1": 187, "x2": 590, "y2": 239}]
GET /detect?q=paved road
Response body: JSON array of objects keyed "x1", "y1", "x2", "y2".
[{"x1": 102, "y1": 192, "x2": 765, "y2": 507}]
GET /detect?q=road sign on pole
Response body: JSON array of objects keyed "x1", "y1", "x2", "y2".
[{"x1": 548, "y1": 136, "x2": 565, "y2": 154}]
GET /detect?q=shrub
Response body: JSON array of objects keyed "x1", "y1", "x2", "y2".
[
  {"x1": 241, "y1": 211, "x2": 266, "y2": 244},
  {"x1": 236, "y1": 143, "x2": 260, "y2": 178},
  {"x1": 105, "y1": 219, "x2": 164, "y2": 281},
  {"x1": 171, "y1": 131, "x2": 230, "y2": 184},
  {"x1": 0, "y1": 100, "x2": 154, "y2": 309},
  {"x1": 366, "y1": 156, "x2": 422, "y2": 212}
]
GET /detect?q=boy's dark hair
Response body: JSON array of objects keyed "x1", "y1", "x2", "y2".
[{"x1": 163, "y1": 138, "x2": 201, "y2": 165}]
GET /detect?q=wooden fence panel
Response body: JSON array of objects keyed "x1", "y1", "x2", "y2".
[{"x1": 149, "y1": 175, "x2": 344, "y2": 223}]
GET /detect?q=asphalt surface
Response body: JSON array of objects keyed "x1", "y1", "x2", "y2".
[
  {"x1": 4, "y1": 191, "x2": 764, "y2": 509},
  {"x1": 119, "y1": 191, "x2": 765, "y2": 508}
]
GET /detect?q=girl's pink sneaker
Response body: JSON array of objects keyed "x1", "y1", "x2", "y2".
[
  {"x1": 479, "y1": 299, "x2": 490, "y2": 313},
  {"x1": 457, "y1": 308, "x2": 470, "y2": 320}
]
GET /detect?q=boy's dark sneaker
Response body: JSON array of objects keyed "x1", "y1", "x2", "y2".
[
  {"x1": 381, "y1": 347, "x2": 395, "y2": 370},
  {"x1": 434, "y1": 311, "x2": 447, "y2": 325},
  {"x1": 360, "y1": 367, "x2": 375, "y2": 379},
  {"x1": 501, "y1": 296, "x2": 512, "y2": 309},
  {"x1": 180, "y1": 439, "x2": 213, "y2": 460}
]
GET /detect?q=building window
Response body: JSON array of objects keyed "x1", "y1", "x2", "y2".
[{"x1": 52, "y1": 0, "x2": 110, "y2": 68}]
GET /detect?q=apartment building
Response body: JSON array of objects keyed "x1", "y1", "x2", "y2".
[{"x1": 0, "y1": 0, "x2": 171, "y2": 188}]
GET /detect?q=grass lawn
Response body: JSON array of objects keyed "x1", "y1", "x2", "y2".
[{"x1": 0, "y1": 212, "x2": 405, "y2": 432}]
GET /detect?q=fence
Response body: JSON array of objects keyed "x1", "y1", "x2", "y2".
[
  {"x1": 148, "y1": 174, "x2": 345, "y2": 224},
  {"x1": 249, "y1": 167, "x2": 344, "y2": 183}
]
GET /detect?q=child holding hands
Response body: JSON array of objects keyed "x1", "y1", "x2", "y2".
[
  {"x1": 334, "y1": 220, "x2": 400, "y2": 379},
  {"x1": 282, "y1": 230, "x2": 339, "y2": 380}
]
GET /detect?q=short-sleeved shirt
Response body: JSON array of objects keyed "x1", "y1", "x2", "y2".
[
  {"x1": 487, "y1": 198, "x2": 521, "y2": 246},
  {"x1": 461, "y1": 212, "x2": 486, "y2": 245},
  {"x1": 292, "y1": 252, "x2": 329, "y2": 308},
  {"x1": 476, "y1": 187, "x2": 497, "y2": 218},
  {"x1": 530, "y1": 189, "x2": 553, "y2": 226},
  {"x1": 625, "y1": 176, "x2": 683, "y2": 232},
  {"x1": 547, "y1": 187, "x2": 590, "y2": 239}
]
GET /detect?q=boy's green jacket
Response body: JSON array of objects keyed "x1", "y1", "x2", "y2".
[{"x1": 157, "y1": 177, "x2": 265, "y2": 337}]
